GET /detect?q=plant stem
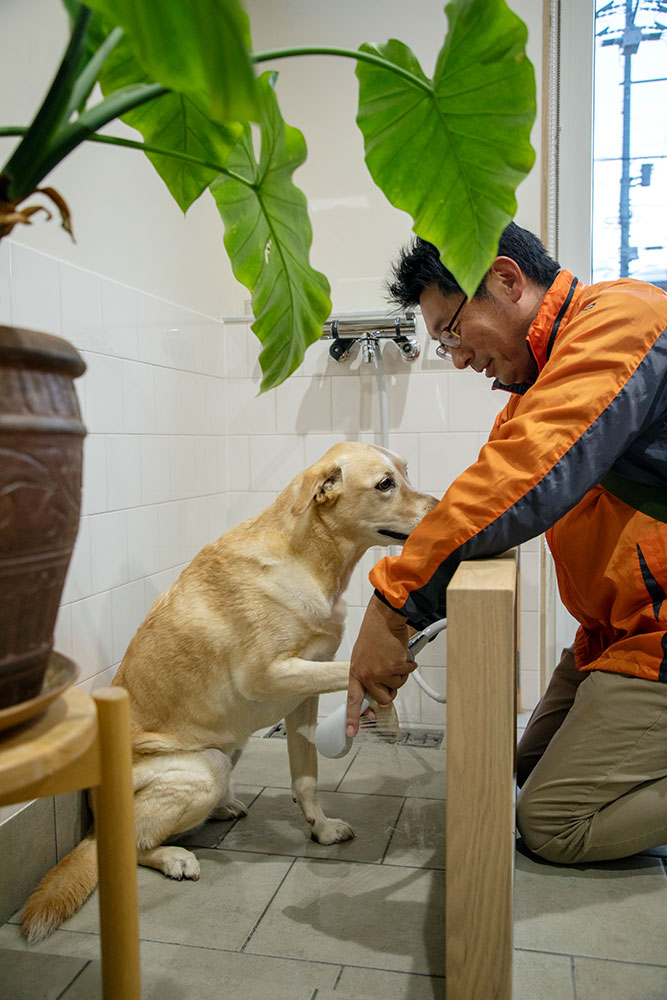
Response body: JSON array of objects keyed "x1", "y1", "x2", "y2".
[
  {"x1": 1, "y1": 5, "x2": 92, "y2": 199},
  {"x1": 252, "y1": 45, "x2": 431, "y2": 94},
  {"x1": 0, "y1": 127, "x2": 255, "y2": 192},
  {"x1": 65, "y1": 27, "x2": 124, "y2": 121},
  {"x1": 84, "y1": 133, "x2": 255, "y2": 189},
  {"x1": 24, "y1": 83, "x2": 168, "y2": 197}
]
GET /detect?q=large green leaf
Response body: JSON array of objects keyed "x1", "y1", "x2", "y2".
[
  {"x1": 211, "y1": 73, "x2": 331, "y2": 392},
  {"x1": 83, "y1": 0, "x2": 259, "y2": 124},
  {"x1": 355, "y1": 0, "x2": 536, "y2": 297},
  {"x1": 97, "y1": 35, "x2": 241, "y2": 211}
]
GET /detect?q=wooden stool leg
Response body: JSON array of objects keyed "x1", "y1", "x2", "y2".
[{"x1": 92, "y1": 687, "x2": 141, "y2": 1000}]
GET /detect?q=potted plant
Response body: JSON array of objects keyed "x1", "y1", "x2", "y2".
[{"x1": 0, "y1": 0, "x2": 536, "y2": 708}]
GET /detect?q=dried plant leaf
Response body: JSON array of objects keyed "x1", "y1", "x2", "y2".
[
  {"x1": 0, "y1": 186, "x2": 75, "y2": 242},
  {"x1": 36, "y1": 187, "x2": 75, "y2": 241},
  {"x1": 0, "y1": 202, "x2": 52, "y2": 239}
]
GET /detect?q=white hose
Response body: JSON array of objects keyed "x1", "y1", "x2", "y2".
[{"x1": 373, "y1": 342, "x2": 446, "y2": 704}]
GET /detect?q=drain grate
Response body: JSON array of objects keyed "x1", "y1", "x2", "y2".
[
  {"x1": 398, "y1": 728, "x2": 444, "y2": 748},
  {"x1": 265, "y1": 721, "x2": 444, "y2": 748},
  {"x1": 265, "y1": 721, "x2": 287, "y2": 739}
]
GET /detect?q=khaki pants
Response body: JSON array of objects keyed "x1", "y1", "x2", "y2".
[{"x1": 516, "y1": 647, "x2": 667, "y2": 863}]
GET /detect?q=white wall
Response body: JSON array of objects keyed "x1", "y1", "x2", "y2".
[
  {"x1": 242, "y1": 0, "x2": 544, "y2": 314},
  {"x1": 0, "y1": 0, "x2": 233, "y2": 318},
  {"x1": 235, "y1": 0, "x2": 545, "y2": 716},
  {"x1": 0, "y1": 0, "x2": 544, "y2": 824}
]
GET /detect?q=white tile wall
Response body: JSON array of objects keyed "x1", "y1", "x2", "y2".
[
  {"x1": 225, "y1": 316, "x2": 540, "y2": 728},
  {"x1": 1, "y1": 243, "x2": 546, "y2": 831},
  {"x1": 2, "y1": 243, "x2": 228, "y2": 720}
]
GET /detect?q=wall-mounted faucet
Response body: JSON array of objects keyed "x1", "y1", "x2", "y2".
[{"x1": 322, "y1": 313, "x2": 420, "y2": 364}]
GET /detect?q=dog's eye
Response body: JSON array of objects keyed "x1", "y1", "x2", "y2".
[{"x1": 376, "y1": 477, "x2": 395, "y2": 491}]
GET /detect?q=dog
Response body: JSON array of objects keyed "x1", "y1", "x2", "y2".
[{"x1": 20, "y1": 441, "x2": 437, "y2": 941}]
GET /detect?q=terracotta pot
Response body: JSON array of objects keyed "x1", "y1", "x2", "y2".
[{"x1": 0, "y1": 326, "x2": 86, "y2": 709}]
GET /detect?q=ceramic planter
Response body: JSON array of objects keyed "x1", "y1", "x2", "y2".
[{"x1": 0, "y1": 326, "x2": 86, "y2": 709}]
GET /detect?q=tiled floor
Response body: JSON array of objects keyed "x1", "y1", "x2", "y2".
[{"x1": 0, "y1": 717, "x2": 666, "y2": 999}]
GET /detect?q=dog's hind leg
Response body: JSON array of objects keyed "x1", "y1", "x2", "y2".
[
  {"x1": 285, "y1": 698, "x2": 354, "y2": 845},
  {"x1": 133, "y1": 749, "x2": 229, "y2": 879}
]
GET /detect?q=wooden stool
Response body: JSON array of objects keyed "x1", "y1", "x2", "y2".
[{"x1": 0, "y1": 682, "x2": 141, "y2": 999}]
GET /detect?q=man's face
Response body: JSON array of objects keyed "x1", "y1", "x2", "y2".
[{"x1": 420, "y1": 280, "x2": 537, "y2": 387}]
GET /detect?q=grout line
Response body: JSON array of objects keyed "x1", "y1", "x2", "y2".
[
  {"x1": 333, "y1": 748, "x2": 362, "y2": 792},
  {"x1": 54, "y1": 960, "x2": 92, "y2": 1000},
  {"x1": 380, "y1": 797, "x2": 407, "y2": 864},
  {"x1": 570, "y1": 954, "x2": 578, "y2": 999},
  {"x1": 333, "y1": 965, "x2": 344, "y2": 990},
  {"x1": 515, "y1": 946, "x2": 667, "y2": 969},
  {"x1": 213, "y1": 841, "x2": 444, "y2": 872},
  {"x1": 309, "y1": 990, "x2": 319, "y2": 1000},
  {"x1": 239, "y1": 856, "x2": 298, "y2": 953}
]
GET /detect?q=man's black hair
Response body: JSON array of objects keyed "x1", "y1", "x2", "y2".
[{"x1": 386, "y1": 222, "x2": 560, "y2": 308}]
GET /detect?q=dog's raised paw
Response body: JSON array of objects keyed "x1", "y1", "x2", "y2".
[{"x1": 311, "y1": 818, "x2": 355, "y2": 845}]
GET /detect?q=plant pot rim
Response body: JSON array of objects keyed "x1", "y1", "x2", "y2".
[{"x1": 0, "y1": 324, "x2": 85, "y2": 377}]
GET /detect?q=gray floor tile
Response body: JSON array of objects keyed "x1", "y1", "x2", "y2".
[
  {"x1": 0, "y1": 948, "x2": 86, "y2": 1000},
  {"x1": 383, "y1": 797, "x2": 445, "y2": 870},
  {"x1": 52, "y1": 849, "x2": 295, "y2": 950},
  {"x1": 232, "y1": 737, "x2": 358, "y2": 791},
  {"x1": 513, "y1": 949, "x2": 574, "y2": 1000},
  {"x1": 0, "y1": 924, "x2": 100, "y2": 961},
  {"x1": 220, "y1": 787, "x2": 404, "y2": 863},
  {"x1": 245, "y1": 857, "x2": 445, "y2": 975},
  {"x1": 337, "y1": 745, "x2": 446, "y2": 799},
  {"x1": 574, "y1": 956, "x2": 667, "y2": 999},
  {"x1": 58, "y1": 941, "x2": 339, "y2": 1000},
  {"x1": 336, "y1": 965, "x2": 445, "y2": 999},
  {"x1": 514, "y1": 850, "x2": 667, "y2": 964}
]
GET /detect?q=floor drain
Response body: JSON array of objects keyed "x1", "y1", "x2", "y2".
[
  {"x1": 399, "y1": 729, "x2": 444, "y2": 748},
  {"x1": 265, "y1": 721, "x2": 444, "y2": 748}
]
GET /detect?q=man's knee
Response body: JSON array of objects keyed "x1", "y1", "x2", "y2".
[{"x1": 516, "y1": 787, "x2": 589, "y2": 865}]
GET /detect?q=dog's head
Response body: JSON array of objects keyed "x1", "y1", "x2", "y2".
[{"x1": 290, "y1": 442, "x2": 438, "y2": 548}]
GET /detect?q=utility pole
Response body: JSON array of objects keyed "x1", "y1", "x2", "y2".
[{"x1": 598, "y1": 0, "x2": 665, "y2": 276}]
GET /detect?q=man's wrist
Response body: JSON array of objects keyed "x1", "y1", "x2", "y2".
[{"x1": 370, "y1": 591, "x2": 407, "y2": 631}]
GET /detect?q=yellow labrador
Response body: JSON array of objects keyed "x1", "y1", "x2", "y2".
[{"x1": 21, "y1": 442, "x2": 437, "y2": 941}]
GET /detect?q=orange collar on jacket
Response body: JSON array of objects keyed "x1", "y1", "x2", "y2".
[{"x1": 526, "y1": 268, "x2": 581, "y2": 373}]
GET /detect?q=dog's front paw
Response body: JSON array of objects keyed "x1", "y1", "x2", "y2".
[
  {"x1": 211, "y1": 797, "x2": 248, "y2": 820},
  {"x1": 311, "y1": 817, "x2": 355, "y2": 845}
]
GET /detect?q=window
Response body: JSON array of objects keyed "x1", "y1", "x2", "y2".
[{"x1": 593, "y1": 1, "x2": 667, "y2": 287}]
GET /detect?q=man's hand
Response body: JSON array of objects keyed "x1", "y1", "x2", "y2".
[{"x1": 346, "y1": 593, "x2": 414, "y2": 738}]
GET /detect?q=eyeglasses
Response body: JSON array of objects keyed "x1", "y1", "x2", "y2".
[{"x1": 434, "y1": 296, "x2": 467, "y2": 359}]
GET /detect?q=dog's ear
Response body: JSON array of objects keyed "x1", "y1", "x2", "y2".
[{"x1": 291, "y1": 463, "x2": 343, "y2": 516}]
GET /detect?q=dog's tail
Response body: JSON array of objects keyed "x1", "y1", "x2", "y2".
[{"x1": 20, "y1": 833, "x2": 98, "y2": 943}]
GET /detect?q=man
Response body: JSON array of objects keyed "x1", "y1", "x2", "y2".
[{"x1": 346, "y1": 222, "x2": 667, "y2": 864}]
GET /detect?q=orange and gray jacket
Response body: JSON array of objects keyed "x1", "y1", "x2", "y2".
[{"x1": 370, "y1": 269, "x2": 667, "y2": 681}]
